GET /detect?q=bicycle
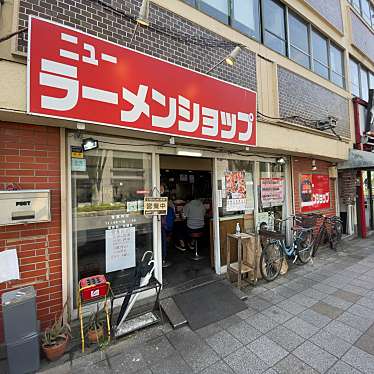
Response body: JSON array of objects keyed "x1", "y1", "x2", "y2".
[
  {"x1": 311, "y1": 214, "x2": 343, "y2": 257},
  {"x1": 259, "y1": 215, "x2": 314, "y2": 282}
]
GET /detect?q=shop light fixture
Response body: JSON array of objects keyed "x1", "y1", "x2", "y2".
[
  {"x1": 136, "y1": 0, "x2": 150, "y2": 26},
  {"x1": 312, "y1": 159, "x2": 317, "y2": 171},
  {"x1": 177, "y1": 149, "x2": 202, "y2": 157},
  {"x1": 225, "y1": 46, "x2": 241, "y2": 66},
  {"x1": 206, "y1": 45, "x2": 242, "y2": 74},
  {"x1": 276, "y1": 157, "x2": 286, "y2": 165},
  {"x1": 82, "y1": 138, "x2": 99, "y2": 151}
]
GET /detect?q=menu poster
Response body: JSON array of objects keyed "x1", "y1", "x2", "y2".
[
  {"x1": 225, "y1": 171, "x2": 247, "y2": 211},
  {"x1": 260, "y1": 178, "x2": 285, "y2": 207},
  {"x1": 300, "y1": 174, "x2": 330, "y2": 212},
  {"x1": 106, "y1": 227, "x2": 136, "y2": 272}
]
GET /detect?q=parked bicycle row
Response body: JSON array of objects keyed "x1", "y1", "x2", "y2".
[{"x1": 259, "y1": 213, "x2": 343, "y2": 282}]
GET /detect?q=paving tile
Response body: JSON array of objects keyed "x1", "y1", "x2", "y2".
[
  {"x1": 350, "y1": 279, "x2": 373, "y2": 290},
  {"x1": 264, "y1": 369, "x2": 279, "y2": 374},
  {"x1": 150, "y1": 353, "x2": 191, "y2": 374},
  {"x1": 337, "y1": 311, "x2": 374, "y2": 332},
  {"x1": 248, "y1": 336, "x2": 288, "y2": 366},
  {"x1": 224, "y1": 346, "x2": 270, "y2": 374},
  {"x1": 300, "y1": 288, "x2": 328, "y2": 301},
  {"x1": 245, "y1": 296, "x2": 273, "y2": 312},
  {"x1": 200, "y1": 360, "x2": 234, "y2": 374},
  {"x1": 332, "y1": 290, "x2": 362, "y2": 303},
  {"x1": 367, "y1": 324, "x2": 374, "y2": 337},
  {"x1": 261, "y1": 290, "x2": 286, "y2": 304},
  {"x1": 180, "y1": 344, "x2": 219, "y2": 373},
  {"x1": 342, "y1": 346, "x2": 374, "y2": 373},
  {"x1": 324, "y1": 320, "x2": 362, "y2": 344},
  {"x1": 293, "y1": 341, "x2": 337, "y2": 373},
  {"x1": 73, "y1": 359, "x2": 112, "y2": 374},
  {"x1": 343, "y1": 284, "x2": 368, "y2": 296},
  {"x1": 327, "y1": 361, "x2": 362, "y2": 374},
  {"x1": 272, "y1": 286, "x2": 299, "y2": 298},
  {"x1": 246, "y1": 313, "x2": 279, "y2": 333},
  {"x1": 277, "y1": 299, "x2": 307, "y2": 315},
  {"x1": 225, "y1": 320, "x2": 262, "y2": 345},
  {"x1": 274, "y1": 354, "x2": 318, "y2": 374},
  {"x1": 312, "y1": 283, "x2": 338, "y2": 295},
  {"x1": 298, "y1": 309, "x2": 332, "y2": 328},
  {"x1": 262, "y1": 306, "x2": 293, "y2": 324},
  {"x1": 236, "y1": 307, "x2": 257, "y2": 321},
  {"x1": 205, "y1": 330, "x2": 242, "y2": 357},
  {"x1": 322, "y1": 295, "x2": 353, "y2": 310},
  {"x1": 310, "y1": 301, "x2": 344, "y2": 319},
  {"x1": 289, "y1": 294, "x2": 318, "y2": 308},
  {"x1": 166, "y1": 327, "x2": 205, "y2": 353},
  {"x1": 310, "y1": 330, "x2": 352, "y2": 358},
  {"x1": 196, "y1": 322, "x2": 223, "y2": 339},
  {"x1": 357, "y1": 296, "x2": 374, "y2": 311},
  {"x1": 139, "y1": 336, "x2": 176, "y2": 364},
  {"x1": 266, "y1": 325, "x2": 305, "y2": 351},
  {"x1": 218, "y1": 315, "x2": 243, "y2": 329},
  {"x1": 283, "y1": 316, "x2": 319, "y2": 339},
  {"x1": 347, "y1": 304, "x2": 374, "y2": 319},
  {"x1": 355, "y1": 333, "x2": 374, "y2": 355},
  {"x1": 39, "y1": 362, "x2": 71, "y2": 374},
  {"x1": 109, "y1": 349, "x2": 148, "y2": 374}
]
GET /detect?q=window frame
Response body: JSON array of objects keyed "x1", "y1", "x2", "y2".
[
  {"x1": 230, "y1": 0, "x2": 261, "y2": 40},
  {"x1": 287, "y1": 9, "x2": 311, "y2": 69},
  {"x1": 261, "y1": 0, "x2": 288, "y2": 56}
]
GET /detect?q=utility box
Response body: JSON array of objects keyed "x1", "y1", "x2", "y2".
[
  {"x1": 0, "y1": 190, "x2": 50, "y2": 226},
  {"x1": 2, "y1": 286, "x2": 40, "y2": 374}
]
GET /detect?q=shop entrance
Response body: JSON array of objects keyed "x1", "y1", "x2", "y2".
[{"x1": 159, "y1": 155, "x2": 214, "y2": 288}]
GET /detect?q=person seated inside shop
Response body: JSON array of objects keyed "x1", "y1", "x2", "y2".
[{"x1": 175, "y1": 193, "x2": 206, "y2": 251}]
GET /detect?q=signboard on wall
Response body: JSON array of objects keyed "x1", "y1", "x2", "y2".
[
  {"x1": 144, "y1": 197, "x2": 168, "y2": 215},
  {"x1": 300, "y1": 174, "x2": 330, "y2": 212},
  {"x1": 27, "y1": 17, "x2": 257, "y2": 146},
  {"x1": 105, "y1": 226, "x2": 136, "y2": 273},
  {"x1": 260, "y1": 178, "x2": 285, "y2": 207}
]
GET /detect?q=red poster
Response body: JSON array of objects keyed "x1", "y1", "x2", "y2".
[
  {"x1": 300, "y1": 174, "x2": 330, "y2": 212},
  {"x1": 27, "y1": 17, "x2": 257, "y2": 146}
]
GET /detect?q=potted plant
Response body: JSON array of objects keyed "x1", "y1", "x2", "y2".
[
  {"x1": 86, "y1": 305, "x2": 105, "y2": 344},
  {"x1": 41, "y1": 312, "x2": 71, "y2": 361}
]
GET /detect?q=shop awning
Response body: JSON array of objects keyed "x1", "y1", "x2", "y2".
[{"x1": 338, "y1": 149, "x2": 374, "y2": 170}]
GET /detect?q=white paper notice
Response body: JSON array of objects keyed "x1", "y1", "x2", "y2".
[
  {"x1": 106, "y1": 227, "x2": 136, "y2": 272},
  {"x1": 0, "y1": 249, "x2": 20, "y2": 283}
]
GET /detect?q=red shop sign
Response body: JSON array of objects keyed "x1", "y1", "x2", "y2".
[
  {"x1": 300, "y1": 174, "x2": 330, "y2": 212},
  {"x1": 27, "y1": 17, "x2": 257, "y2": 146}
]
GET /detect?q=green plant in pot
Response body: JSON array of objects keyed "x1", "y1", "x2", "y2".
[
  {"x1": 86, "y1": 305, "x2": 105, "y2": 345},
  {"x1": 41, "y1": 309, "x2": 71, "y2": 361}
]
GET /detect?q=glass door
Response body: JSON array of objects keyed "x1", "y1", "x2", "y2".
[{"x1": 71, "y1": 144, "x2": 153, "y2": 304}]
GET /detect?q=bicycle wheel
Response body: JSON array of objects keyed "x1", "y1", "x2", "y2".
[
  {"x1": 330, "y1": 221, "x2": 343, "y2": 250},
  {"x1": 297, "y1": 230, "x2": 313, "y2": 264},
  {"x1": 260, "y1": 242, "x2": 284, "y2": 282}
]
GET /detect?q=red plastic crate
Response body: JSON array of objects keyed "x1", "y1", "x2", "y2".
[{"x1": 79, "y1": 275, "x2": 108, "y2": 302}]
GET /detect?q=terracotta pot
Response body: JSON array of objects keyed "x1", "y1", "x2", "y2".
[
  {"x1": 42, "y1": 336, "x2": 68, "y2": 361},
  {"x1": 87, "y1": 325, "x2": 104, "y2": 344}
]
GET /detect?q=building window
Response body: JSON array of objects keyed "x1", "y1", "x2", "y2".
[
  {"x1": 349, "y1": 0, "x2": 374, "y2": 29},
  {"x1": 312, "y1": 30, "x2": 329, "y2": 79},
  {"x1": 361, "y1": 65, "x2": 369, "y2": 102},
  {"x1": 330, "y1": 44, "x2": 345, "y2": 88},
  {"x1": 288, "y1": 11, "x2": 310, "y2": 69},
  {"x1": 263, "y1": 0, "x2": 286, "y2": 55},
  {"x1": 231, "y1": 0, "x2": 260, "y2": 39},
  {"x1": 199, "y1": 0, "x2": 229, "y2": 24},
  {"x1": 370, "y1": 72, "x2": 374, "y2": 89},
  {"x1": 350, "y1": 59, "x2": 361, "y2": 97}
]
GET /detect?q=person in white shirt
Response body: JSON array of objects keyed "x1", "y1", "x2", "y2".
[{"x1": 176, "y1": 196, "x2": 206, "y2": 251}]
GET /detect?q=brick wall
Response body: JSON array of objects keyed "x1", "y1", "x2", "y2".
[
  {"x1": 0, "y1": 122, "x2": 62, "y2": 342},
  {"x1": 350, "y1": 10, "x2": 374, "y2": 64},
  {"x1": 292, "y1": 156, "x2": 336, "y2": 217},
  {"x1": 305, "y1": 0, "x2": 343, "y2": 32},
  {"x1": 17, "y1": 0, "x2": 257, "y2": 92},
  {"x1": 278, "y1": 66, "x2": 350, "y2": 139}
]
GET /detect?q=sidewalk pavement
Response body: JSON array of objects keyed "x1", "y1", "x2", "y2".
[{"x1": 9, "y1": 237, "x2": 374, "y2": 373}]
